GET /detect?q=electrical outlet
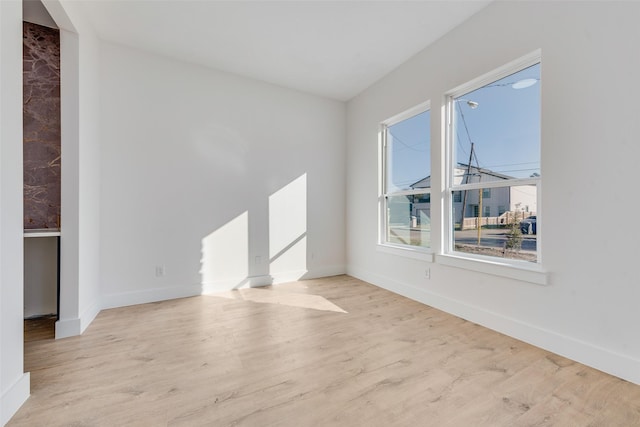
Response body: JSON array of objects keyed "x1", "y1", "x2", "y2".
[
  {"x1": 155, "y1": 266, "x2": 165, "y2": 277},
  {"x1": 425, "y1": 268, "x2": 431, "y2": 279}
]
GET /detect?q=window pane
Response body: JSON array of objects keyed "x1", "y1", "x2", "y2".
[
  {"x1": 386, "y1": 194, "x2": 431, "y2": 248},
  {"x1": 386, "y1": 110, "x2": 430, "y2": 192},
  {"x1": 453, "y1": 63, "x2": 540, "y2": 182},
  {"x1": 452, "y1": 184, "x2": 537, "y2": 262}
]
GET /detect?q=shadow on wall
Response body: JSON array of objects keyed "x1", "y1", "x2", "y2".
[{"x1": 200, "y1": 173, "x2": 307, "y2": 293}]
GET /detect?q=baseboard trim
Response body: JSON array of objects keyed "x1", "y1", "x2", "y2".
[
  {"x1": 200, "y1": 267, "x2": 347, "y2": 294},
  {"x1": 100, "y1": 267, "x2": 347, "y2": 310},
  {"x1": 79, "y1": 299, "x2": 101, "y2": 334},
  {"x1": 100, "y1": 265, "x2": 346, "y2": 302},
  {"x1": 101, "y1": 284, "x2": 202, "y2": 310},
  {"x1": 201, "y1": 275, "x2": 273, "y2": 294},
  {"x1": 271, "y1": 270, "x2": 307, "y2": 285},
  {"x1": 55, "y1": 317, "x2": 81, "y2": 339},
  {"x1": 1, "y1": 372, "x2": 30, "y2": 426},
  {"x1": 55, "y1": 299, "x2": 102, "y2": 339},
  {"x1": 347, "y1": 266, "x2": 640, "y2": 386},
  {"x1": 302, "y1": 265, "x2": 346, "y2": 280}
]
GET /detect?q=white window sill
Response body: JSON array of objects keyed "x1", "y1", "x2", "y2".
[
  {"x1": 377, "y1": 243, "x2": 434, "y2": 262},
  {"x1": 436, "y1": 253, "x2": 548, "y2": 285}
]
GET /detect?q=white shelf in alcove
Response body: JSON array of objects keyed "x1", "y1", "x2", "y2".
[{"x1": 24, "y1": 229, "x2": 60, "y2": 238}]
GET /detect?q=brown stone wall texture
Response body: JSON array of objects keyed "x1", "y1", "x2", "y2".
[{"x1": 23, "y1": 22, "x2": 61, "y2": 229}]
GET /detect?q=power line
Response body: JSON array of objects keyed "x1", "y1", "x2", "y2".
[
  {"x1": 456, "y1": 102, "x2": 474, "y2": 146},
  {"x1": 482, "y1": 161, "x2": 539, "y2": 168},
  {"x1": 487, "y1": 167, "x2": 540, "y2": 174},
  {"x1": 455, "y1": 132, "x2": 468, "y2": 159},
  {"x1": 388, "y1": 131, "x2": 428, "y2": 153}
]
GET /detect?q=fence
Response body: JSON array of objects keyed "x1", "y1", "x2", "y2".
[{"x1": 460, "y1": 211, "x2": 535, "y2": 230}]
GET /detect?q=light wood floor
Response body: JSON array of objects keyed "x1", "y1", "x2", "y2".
[{"x1": 9, "y1": 275, "x2": 640, "y2": 426}]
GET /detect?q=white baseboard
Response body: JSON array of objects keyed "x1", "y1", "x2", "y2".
[
  {"x1": 101, "y1": 284, "x2": 202, "y2": 310},
  {"x1": 201, "y1": 275, "x2": 273, "y2": 294},
  {"x1": 200, "y1": 266, "x2": 346, "y2": 294},
  {"x1": 55, "y1": 317, "x2": 81, "y2": 339},
  {"x1": 302, "y1": 264, "x2": 346, "y2": 280},
  {"x1": 271, "y1": 270, "x2": 307, "y2": 285},
  {"x1": 347, "y1": 266, "x2": 640, "y2": 386},
  {"x1": 1, "y1": 372, "x2": 30, "y2": 426},
  {"x1": 99, "y1": 267, "x2": 350, "y2": 301},
  {"x1": 79, "y1": 299, "x2": 101, "y2": 334},
  {"x1": 55, "y1": 299, "x2": 102, "y2": 339},
  {"x1": 99, "y1": 266, "x2": 347, "y2": 311}
]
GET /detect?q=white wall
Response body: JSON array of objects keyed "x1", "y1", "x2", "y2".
[
  {"x1": 0, "y1": 1, "x2": 30, "y2": 424},
  {"x1": 347, "y1": 1, "x2": 640, "y2": 385},
  {"x1": 23, "y1": 238, "x2": 58, "y2": 318},
  {"x1": 72, "y1": 3, "x2": 101, "y2": 336},
  {"x1": 43, "y1": 0, "x2": 102, "y2": 338},
  {"x1": 99, "y1": 42, "x2": 346, "y2": 307},
  {"x1": 23, "y1": 0, "x2": 56, "y2": 28}
]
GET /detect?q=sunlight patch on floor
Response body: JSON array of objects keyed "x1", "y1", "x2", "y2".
[{"x1": 212, "y1": 287, "x2": 347, "y2": 313}]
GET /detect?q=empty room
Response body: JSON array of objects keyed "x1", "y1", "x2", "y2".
[{"x1": 2, "y1": 0, "x2": 640, "y2": 425}]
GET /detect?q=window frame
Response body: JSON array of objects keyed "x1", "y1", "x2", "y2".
[
  {"x1": 379, "y1": 100, "x2": 432, "y2": 258},
  {"x1": 443, "y1": 51, "x2": 543, "y2": 268}
]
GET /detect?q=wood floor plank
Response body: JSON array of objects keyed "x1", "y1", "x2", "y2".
[{"x1": 9, "y1": 275, "x2": 640, "y2": 426}]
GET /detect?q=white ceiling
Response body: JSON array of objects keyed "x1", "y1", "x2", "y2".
[{"x1": 77, "y1": 1, "x2": 492, "y2": 101}]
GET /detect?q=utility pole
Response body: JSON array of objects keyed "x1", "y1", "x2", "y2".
[
  {"x1": 477, "y1": 186, "x2": 483, "y2": 246},
  {"x1": 460, "y1": 142, "x2": 474, "y2": 231}
]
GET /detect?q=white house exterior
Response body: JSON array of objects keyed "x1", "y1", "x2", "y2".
[{"x1": 410, "y1": 164, "x2": 537, "y2": 225}]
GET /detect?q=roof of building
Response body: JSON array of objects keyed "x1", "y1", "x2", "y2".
[{"x1": 410, "y1": 163, "x2": 516, "y2": 189}]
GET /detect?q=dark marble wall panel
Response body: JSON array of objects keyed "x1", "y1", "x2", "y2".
[{"x1": 23, "y1": 22, "x2": 61, "y2": 230}]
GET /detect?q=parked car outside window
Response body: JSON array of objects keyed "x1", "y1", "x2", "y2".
[{"x1": 520, "y1": 216, "x2": 537, "y2": 235}]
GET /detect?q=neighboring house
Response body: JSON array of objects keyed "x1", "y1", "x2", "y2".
[{"x1": 410, "y1": 163, "x2": 536, "y2": 225}]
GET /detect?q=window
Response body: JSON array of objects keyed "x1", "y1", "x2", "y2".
[
  {"x1": 381, "y1": 102, "x2": 430, "y2": 250},
  {"x1": 446, "y1": 53, "x2": 541, "y2": 263}
]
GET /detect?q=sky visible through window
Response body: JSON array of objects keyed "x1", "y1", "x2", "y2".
[
  {"x1": 387, "y1": 63, "x2": 540, "y2": 191},
  {"x1": 455, "y1": 63, "x2": 541, "y2": 179},
  {"x1": 387, "y1": 110, "x2": 430, "y2": 191}
]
